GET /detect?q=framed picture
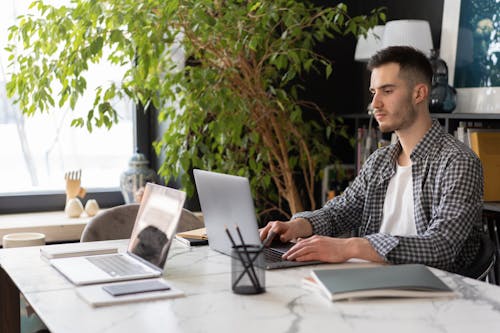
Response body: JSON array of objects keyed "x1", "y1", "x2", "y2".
[{"x1": 440, "y1": 0, "x2": 499, "y2": 113}]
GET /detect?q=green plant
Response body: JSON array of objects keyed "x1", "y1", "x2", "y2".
[{"x1": 7, "y1": 0, "x2": 384, "y2": 218}]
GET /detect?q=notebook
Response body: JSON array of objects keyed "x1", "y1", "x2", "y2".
[
  {"x1": 193, "y1": 169, "x2": 323, "y2": 269},
  {"x1": 310, "y1": 264, "x2": 455, "y2": 301},
  {"x1": 50, "y1": 183, "x2": 186, "y2": 285}
]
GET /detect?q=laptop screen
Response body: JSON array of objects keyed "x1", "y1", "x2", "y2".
[
  {"x1": 193, "y1": 169, "x2": 262, "y2": 256},
  {"x1": 127, "y1": 183, "x2": 186, "y2": 269}
]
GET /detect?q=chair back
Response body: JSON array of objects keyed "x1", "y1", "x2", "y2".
[
  {"x1": 80, "y1": 203, "x2": 140, "y2": 242},
  {"x1": 81, "y1": 204, "x2": 204, "y2": 242},
  {"x1": 459, "y1": 233, "x2": 496, "y2": 280}
]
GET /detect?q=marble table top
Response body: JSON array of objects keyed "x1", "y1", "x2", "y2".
[{"x1": 2, "y1": 239, "x2": 500, "y2": 333}]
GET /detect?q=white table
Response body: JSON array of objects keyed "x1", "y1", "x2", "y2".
[{"x1": 2, "y1": 240, "x2": 500, "y2": 333}]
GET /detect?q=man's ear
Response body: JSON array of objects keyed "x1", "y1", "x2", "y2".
[{"x1": 413, "y1": 83, "x2": 429, "y2": 104}]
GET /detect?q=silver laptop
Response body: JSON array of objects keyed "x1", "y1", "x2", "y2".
[
  {"x1": 50, "y1": 183, "x2": 186, "y2": 285},
  {"x1": 193, "y1": 169, "x2": 323, "y2": 269}
]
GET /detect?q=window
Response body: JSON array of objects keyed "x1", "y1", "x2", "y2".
[{"x1": 0, "y1": 0, "x2": 139, "y2": 213}]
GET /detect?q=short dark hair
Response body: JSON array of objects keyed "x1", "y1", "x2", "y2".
[{"x1": 367, "y1": 46, "x2": 433, "y2": 88}]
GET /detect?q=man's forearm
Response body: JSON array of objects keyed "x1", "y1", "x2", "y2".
[
  {"x1": 291, "y1": 220, "x2": 385, "y2": 263},
  {"x1": 347, "y1": 237, "x2": 385, "y2": 263}
]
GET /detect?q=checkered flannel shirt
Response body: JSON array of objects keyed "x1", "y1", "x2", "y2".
[{"x1": 293, "y1": 120, "x2": 483, "y2": 273}]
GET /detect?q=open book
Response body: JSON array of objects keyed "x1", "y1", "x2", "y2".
[{"x1": 310, "y1": 264, "x2": 455, "y2": 301}]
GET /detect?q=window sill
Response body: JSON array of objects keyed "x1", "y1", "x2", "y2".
[
  {"x1": 0, "y1": 189, "x2": 124, "y2": 214},
  {"x1": 0, "y1": 210, "x2": 98, "y2": 246}
]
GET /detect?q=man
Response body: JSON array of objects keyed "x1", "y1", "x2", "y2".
[{"x1": 260, "y1": 46, "x2": 483, "y2": 273}]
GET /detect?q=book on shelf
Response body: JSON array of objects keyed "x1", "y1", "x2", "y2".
[
  {"x1": 468, "y1": 130, "x2": 500, "y2": 201},
  {"x1": 356, "y1": 126, "x2": 391, "y2": 174},
  {"x1": 454, "y1": 121, "x2": 485, "y2": 148},
  {"x1": 356, "y1": 127, "x2": 378, "y2": 173},
  {"x1": 321, "y1": 164, "x2": 356, "y2": 205},
  {"x1": 310, "y1": 264, "x2": 455, "y2": 301}
]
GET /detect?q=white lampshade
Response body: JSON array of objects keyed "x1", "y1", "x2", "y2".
[
  {"x1": 382, "y1": 20, "x2": 433, "y2": 57},
  {"x1": 354, "y1": 25, "x2": 385, "y2": 62}
]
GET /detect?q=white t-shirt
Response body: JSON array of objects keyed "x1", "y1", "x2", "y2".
[{"x1": 379, "y1": 163, "x2": 417, "y2": 236}]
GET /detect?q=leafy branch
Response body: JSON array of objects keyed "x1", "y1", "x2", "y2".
[{"x1": 7, "y1": 0, "x2": 385, "y2": 217}]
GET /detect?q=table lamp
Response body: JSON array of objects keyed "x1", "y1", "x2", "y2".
[
  {"x1": 354, "y1": 25, "x2": 385, "y2": 62},
  {"x1": 381, "y1": 19, "x2": 433, "y2": 56}
]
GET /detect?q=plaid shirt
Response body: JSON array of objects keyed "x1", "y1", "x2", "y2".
[{"x1": 293, "y1": 120, "x2": 483, "y2": 273}]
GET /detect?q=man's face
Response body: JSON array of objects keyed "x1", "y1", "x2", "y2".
[{"x1": 369, "y1": 63, "x2": 417, "y2": 133}]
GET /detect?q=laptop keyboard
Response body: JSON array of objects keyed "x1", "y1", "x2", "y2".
[
  {"x1": 263, "y1": 247, "x2": 286, "y2": 263},
  {"x1": 86, "y1": 254, "x2": 150, "y2": 277},
  {"x1": 262, "y1": 245, "x2": 323, "y2": 269}
]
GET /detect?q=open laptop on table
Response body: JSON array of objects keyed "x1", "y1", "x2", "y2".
[
  {"x1": 50, "y1": 183, "x2": 186, "y2": 285},
  {"x1": 193, "y1": 169, "x2": 323, "y2": 269}
]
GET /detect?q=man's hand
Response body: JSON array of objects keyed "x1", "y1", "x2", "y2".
[
  {"x1": 283, "y1": 236, "x2": 385, "y2": 263},
  {"x1": 259, "y1": 218, "x2": 313, "y2": 243}
]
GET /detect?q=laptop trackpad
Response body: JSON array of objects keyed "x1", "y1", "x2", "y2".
[{"x1": 269, "y1": 239, "x2": 294, "y2": 253}]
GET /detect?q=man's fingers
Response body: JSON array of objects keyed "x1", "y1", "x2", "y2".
[
  {"x1": 279, "y1": 233, "x2": 292, "y2": 243},
  {"x1": 259, "y1": 224, "x2": 271, "y2": 240},
  {"x1": 279, "y1": 226, "x2": 298, "y2": 243},
  {"x1": 282, "y1": 236, "x2": 323, "y2": 261},
  {"x1": 260, "y1": 221, "x2": 284, "y2": 240},
  {"x1": 284, "y1": 243, "x2": 314, "y2": 261},
  {"x1": 263, "y1": 231, "x2": 277, "y2": 247},
  {"x1": 294, "y1": 252, "x2": 317, "y2": 262},
  {"x1": 282, "y1": 239, "x2": 306, "y2": 259}
]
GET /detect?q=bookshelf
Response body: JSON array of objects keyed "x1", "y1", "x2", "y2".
[
  {"x1": 320, "y1": 112, "x2": 500, "y2": 204},
  {"x1": 342, "y1": 112, "x2": 500, "y2": 128},
  {"x1": 340, "y1": 112, "x2": 500, "y2": 169}
]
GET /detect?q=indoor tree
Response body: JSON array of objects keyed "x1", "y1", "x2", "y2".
[{"x1": 7, "y1": 0, "x2": 384, "y2": 218}]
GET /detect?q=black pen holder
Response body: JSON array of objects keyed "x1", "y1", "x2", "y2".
[{"x1": 231, "y1": 245, "x2": 265, "y2": 295}]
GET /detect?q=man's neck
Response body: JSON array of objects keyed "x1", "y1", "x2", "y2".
[{"x1": 396, "y1": 113, "x2": 433, "y2": 166}]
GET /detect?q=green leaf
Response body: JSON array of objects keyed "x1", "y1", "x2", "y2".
[
  {"x1": 325, "y1": 64, "x2": 333, "y2": 79},
  {"x1": 90, "y1": 36, "x2": 104, "y2": 56},
  {"x1": 249, "y1": 1, "x2": 262, "y2": 12},
  {"x1": 71, "y1": 117, "x2": 85, "y2": 128}
]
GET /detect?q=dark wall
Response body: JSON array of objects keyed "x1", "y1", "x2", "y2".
[{"x1": 304, "y1": 0, "x2": 445, "y2": 116}]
